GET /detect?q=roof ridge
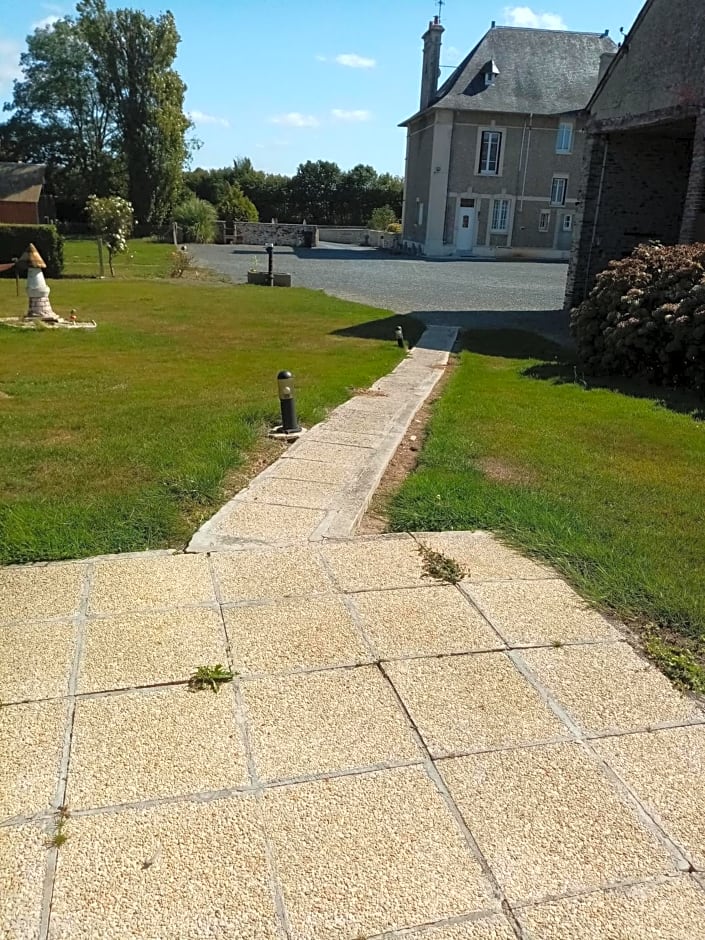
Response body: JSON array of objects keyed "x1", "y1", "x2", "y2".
[{"x1": 491, "y1": 26, "x2": 610, "y2": 37}]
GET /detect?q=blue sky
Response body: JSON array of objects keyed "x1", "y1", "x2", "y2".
[{"x1": 2, "y1": 1, "x2": 646, "y2": 176}]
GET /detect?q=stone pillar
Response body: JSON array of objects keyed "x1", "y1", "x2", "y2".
[
  {"x1": 678, "y1": 108, "x2": 705, "y2": 244},
  {"x1": 564, "y1": 133, "x2": 610, "y2": 309}
]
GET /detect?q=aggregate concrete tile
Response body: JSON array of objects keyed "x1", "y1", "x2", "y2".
[
  {"x1": 263, "y1": 767, "x2": 496, "y2": 939},
  {"x1": 594, "y1": 726, "x2": 705, "y2": 869},
  {"x1": 1, "y1": 619, "x2": 77, "y2": 703},
  {"x1": 304, "y1": 429, "x2": 384, "y2": 449},
  {"x1": 395, "y1": 916, "x2": 517, "y2": 939},
  {"x1": 88, "y1": 554, "x2": 214, "y2": 615},
  {"x1": 248, "y1": 477, "x2": 341, "y2": 510},
  {"x1": 212, "y1": 545, "x2": 332, "y2": 603},
  {"x1": 517, "y1": 876, "x2": 705, "y2": 939},
  {"x1": 288, "y1": 440, "x2": 372, "y2": 467},
  {"x1": 318, "y1": 410, "x2": 394, "y2": 435},
  {"x1": 418, "y1": 532, "x2": 552, "y2": 582},
  {"x1": 242, "y1": 665, "x2": 420, "y2": 781},
  {"x1": 0, "y1": 824, "x2": 47, "y2": 940},
  {"x1": 1, "y1": 700, "x2": 65, "y2": 821},
  {"x1": 352, "y1": 585, "x2": 501, "y2": 659},
  {"x1": 48, "y1": 796, "x2": 279, "y2": 940},
  {"x1": 465, "y1": 579, "x2": 619, "y2": 646},
  {"x1": 439, "y1": 743, "x2": 674, "y2": 903},
  {"x1": 217, "y1": 501, "x2": 325, "y2": 541},
  {"x1": 321, "y1": 536, "x2": 427, "y2": 592},
  {"x1": 78, "y1": 607, "x2": 227, "y2": 694},
  {"x1": 386, "y1": 654, "x2": 568, "y2": 756},
  {"x1": 0, "y1": 563, "x2": 85, "y2": 626},
  {"x1": 522, "y1": 643, "x2": 700, "y2": 735},
  {"x1": 223, "y1": 595, "x2": 370, "y2": 674},
  {"x1": 66, "y1": 686, "x2": 246, "y2": 809},
  {"x1": 269, "y1": 457, "x2": 358, "y2": 485}
]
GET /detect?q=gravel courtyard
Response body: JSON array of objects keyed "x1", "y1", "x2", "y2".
[{"x1": 192, "y1": 243, "x2": 572, "y2": 343}]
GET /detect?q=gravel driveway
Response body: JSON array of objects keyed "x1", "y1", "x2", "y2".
[{"x1": 192, "y1": 243, "x2": 572, "y2": 345}]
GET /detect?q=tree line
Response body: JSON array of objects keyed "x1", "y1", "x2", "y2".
[
  {"x1": 183, "y1": 158, "x2": 403, "y2": 228},
  {"x1": 0, "y1": 3, "x2": 403, "y2": 228}
]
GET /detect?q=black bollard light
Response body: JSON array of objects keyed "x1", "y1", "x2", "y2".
[
  {"x1": 265, "y1": 242, "x2": 274, "y2": 287},
  {"x1": 277, "y1": 370, "x2": 301, "y2": 434},
  {"x1": 395, "y1": 325, "x2": 405, "y2": 348}
]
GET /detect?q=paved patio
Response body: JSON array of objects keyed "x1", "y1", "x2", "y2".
[{"x1": 2, "y1": 533, "x2": 705, "y2": 938}]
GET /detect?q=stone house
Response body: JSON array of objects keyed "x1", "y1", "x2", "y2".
[
  {"x1": 0, "y1": 163, "x2": 47, "y2": 225},
  {"x1": 565, "y1": 0, "x2": 705, "y2": 308},
  {"x1": 400, "y1": 18, "x2": 616, "y2": 259}
]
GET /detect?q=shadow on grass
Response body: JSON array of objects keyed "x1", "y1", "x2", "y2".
[{"x1": 331, "y1": 314, "x2": 426, "y2": 348}]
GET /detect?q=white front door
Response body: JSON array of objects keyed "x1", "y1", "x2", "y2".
[{"x1": 456, "y1": 200, "x2": 476, "y2": 254}]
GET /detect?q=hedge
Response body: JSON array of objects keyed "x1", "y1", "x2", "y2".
[
  {"x1": 0, "y1": 224, "x2": 64, "y2": 278},
  {"x1": 571, "y1": 242, "x2": 705, "y2": 394}
]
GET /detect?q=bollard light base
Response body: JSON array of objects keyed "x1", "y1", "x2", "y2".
[{"x1": 267, "y1": 425, "x2": 307, "y2": 441}]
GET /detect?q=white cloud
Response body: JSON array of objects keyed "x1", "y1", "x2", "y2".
[
  {"x1": 503, "y1": 6, "x2": 567, "y2": 29},
  {"x1": 0, "y1": 39, "x2": 22, "y2": 90},
  {"x1": 32, "y1": 15, "x2": 61, "y2": 29},
  {"x1": 269, "y1": 112, "x2": 320, "y2": 128},
  {"x1": 188, "y1": 110, "x2": 230, "y2": 128},
  {"x1": 335, "y1": 53, "x2": 376, "y2": 69},
  {"x1": 331, "y1": 108, "x2": 372, "y2": 122}
]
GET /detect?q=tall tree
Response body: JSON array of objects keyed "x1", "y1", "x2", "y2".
[
  {"x1": 1, "y1": 16, "x2": 120, "y2": 204},
  {"x1": 77, "y1": 0, "x2": 191, "y2": 224},
  {"x1": 289, "y1": 160, "x2": 342, "y2": 224}
]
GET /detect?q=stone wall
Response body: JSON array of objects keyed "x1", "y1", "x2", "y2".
[
  {"x1": 317, "y1": 227, "x2": 401, "y2": 250},
  {"x1": 233, "y1": 222, "x2": 318, "y2": 247}
]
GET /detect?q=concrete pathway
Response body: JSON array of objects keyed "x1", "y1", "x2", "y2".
[
  {"x1": 2, "y1": 333, "x2": 705, "y2": 938},
  {"x1": 188, "y1": 325, "x2": 458, "y2": 551}
]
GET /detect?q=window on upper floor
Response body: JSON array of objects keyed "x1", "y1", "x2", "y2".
[
  {"x1": 556, "y1": 123, "x2": 574, "y2": 154},
  {"x1": 491, "y1": 198, "x2": 511, "y2": 233},
  {"x1": 478, "y1": 130, "x2": 502, "y2": 175},
  {"x1": 550, "y1": 176, "x2": 568, "y2": 206}
]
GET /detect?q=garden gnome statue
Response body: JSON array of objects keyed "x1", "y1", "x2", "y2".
[{"x1": 22, "y1": 243, "x2": 59, "y2": 322}]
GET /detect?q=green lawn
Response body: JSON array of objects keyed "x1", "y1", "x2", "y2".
[
  {"x1": 62, "y1": 236, "x2": 176, "y2": 278},
  {"x1": 389, "y1": 331, "x2": 705, "y2": 691},
  {"x1": 0, "y1": 274, "x2": 418, "y2": 564}
]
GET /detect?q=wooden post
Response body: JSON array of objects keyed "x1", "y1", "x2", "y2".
[
  {"x1": 97, "y1": 238, "x2": 105, "y2": 278},
  {"x1": 13, "y1": 258, "x2": 19, "y2": 296}
]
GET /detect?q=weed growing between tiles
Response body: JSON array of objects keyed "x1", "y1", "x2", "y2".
[
  {"x1": 187, "y1": 664, "x2": 235, "y2": 693},
  {"x1": 47, "y1": 806, "x2": 70, "y2": 848},
  {"x1": 418, "y1": 544, "x2": 466, "y2": 585}
]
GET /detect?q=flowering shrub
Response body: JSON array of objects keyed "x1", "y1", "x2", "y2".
[
  {"x1": 571, "y1": 242, "x2": 705, "y2": 394},
  {"x1": 86, "y1": 195, "x2": 134, "y2": 276}
]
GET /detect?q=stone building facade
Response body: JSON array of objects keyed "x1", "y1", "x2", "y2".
[
  {"x1": 400, "y1": 19, "x2": 615, "y2": 259},
  {"x1": 565, "y1": 0, "x2": 705, "y2": 308}
]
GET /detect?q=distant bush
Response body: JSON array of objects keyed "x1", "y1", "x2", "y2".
[
  {"x1": 572, "y1": 242, "x2": 705, "y2": 394},
  {"x1": 386, "y1": 222, "x2": 402, "y2": 234},
  {"x1": 218, "y1": 183, "x2": 258, "y2": 223},
  {"x1": 173, "y1": 196, "x2": 217, "y2": 243},
  {"x1": 0, "y1": 224, "x2": 64, "y2": 278},
  {"x1": 368, "y1": 205, "x2": 398, "y2": 232}
]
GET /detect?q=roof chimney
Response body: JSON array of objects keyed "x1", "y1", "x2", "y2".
[
  {"x1": 420, "y1": 15, "x2": 445, "y2": 110},
  {"x1": 598, "y1": 51, "x2": 617, "y2": 82}
]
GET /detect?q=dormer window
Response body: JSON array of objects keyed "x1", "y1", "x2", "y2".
[{"x1": 484, "y1": 60, "x2": 500, "y2": 87}]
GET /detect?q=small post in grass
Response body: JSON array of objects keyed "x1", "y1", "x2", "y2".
[
  {"x1": 277, "y1": 370, "x2": 302, "y2": 435},
  {"x1": 395, "y1": 325, "x2": 405, "y2": 348},
  {"x1": 13, "y1": 257, "x2": 19, "y2": 296},
  {"x1": 97, "y1": 237, "x2": 105, "y2": 278},
  {"x1": 265, "y1": 242, "x2": 274, "y2": 287}
]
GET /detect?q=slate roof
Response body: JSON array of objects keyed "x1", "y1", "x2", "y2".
[
  {"x1": 0, "y1": 163, "x2": 45, "y2": 203},
  {"x1": 403, "y1": 26, "x2": 617, "y2": 124}
]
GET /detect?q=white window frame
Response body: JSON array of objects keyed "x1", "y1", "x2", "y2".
[
  {"x1": 478, "y1": 129, "x2": 503, "y2": 176},
  {"x1": 562, "y1": 213, "x2": 573, "y2": 232},
  {"x1": 490, "y1": 197, "x2": 511, "y2": 234},
  {"x1": 539, "y1": 210, "x2": 551, "y2": 233},
  {"x1": 550, "y1": 176, "x2": 568, "y2": 206},
  {"x1": 556, "y1": 122, "x2": 574, "y2": 154},
  {"x1": 416, "y1": 200, "x2": 424, "y2": 226}
]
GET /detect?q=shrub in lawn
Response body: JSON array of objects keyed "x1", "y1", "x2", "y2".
[
  {"x1": 0, "y1": 223, "x2": 64, "y2": 277},
  {"x1": 572, "y1": 242, "x2": 705, "y2": 394},
  {"x1": 173, "y1": 196, "x2": 217, "y2": 243},
  {"x1": 86, "y1": 195, "x2": 134, "y2": 277},
  {"x1": 170, "y1": 247, "x2": 193, "y2": 277}
]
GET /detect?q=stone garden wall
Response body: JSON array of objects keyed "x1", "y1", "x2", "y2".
[{"x1": 233, "y1": 222, "x2": 318, "y2": 247}]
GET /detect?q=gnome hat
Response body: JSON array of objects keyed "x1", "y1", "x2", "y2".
[{"x1": 20, "y1": 243, "x2": 47, "y2": 269}]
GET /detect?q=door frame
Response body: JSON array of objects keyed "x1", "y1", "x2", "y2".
[{"x1": 455, "y1": 197, "x2": 476, "y2": 255}]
